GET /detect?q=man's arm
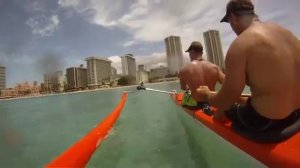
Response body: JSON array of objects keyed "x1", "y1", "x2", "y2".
[
  {"x1": 180, "y1": 79, "x2": 188, "y2": 90},
  {"x1": 209, "y1": 39, "x2": 247, "y2": 114},
  {"x1": 216, "y1": 66, "x2": 225, "y2": 84},
  {"x1": 178, "y1": 70, "x2": 188, "y2": 90}
]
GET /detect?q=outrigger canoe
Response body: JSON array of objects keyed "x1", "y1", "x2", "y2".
[{"x1": 172, "y1": 93, "x2": 300, "y2": 167}]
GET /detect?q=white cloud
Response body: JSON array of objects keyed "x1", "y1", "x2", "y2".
[
  {"x1": 135, "y1": 52, "x2": 167, "y2": 70},
  {"x1": 57, "y1": 0, "x2": 232, "y2": 52},
  {"x1": 108, "y1": 56, "x2": 122, "y2": 74},
  {"x1": 26, "y1": 15, "x2": 60, "y2": 37},
  {"x1": 27, "y1": 0, "x2": 50, "y2": 12},
  {"x1": 0, "y1": 52, "x2": 35, "y2": 65},
  {"x1": 108, "y1": 52, "x2": 169, "y2": 74},
  {"x1": 117, "y1": 0, "x2": 228, "y2": 45},
  {"x1": 135, "y1": 52, "x2": 194, "y2": 70},
  {"x1": 58, "y1": 0, "x2": 81, "y2": 7},
  {"x1": 58, "y1": 0, "x2": 300, "y2": 56},
  {"x1": 58, "y1": 0, "x2": 128, "y2": 27},
  {"x1": 121, "y1": 40, "x2": 137, "y2": 48}
]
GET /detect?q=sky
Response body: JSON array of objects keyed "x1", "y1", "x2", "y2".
[{"x1": 0, "y1": 0, "x2": 299, "y2": 87}]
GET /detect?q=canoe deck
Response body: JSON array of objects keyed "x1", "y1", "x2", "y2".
[{"x1": 172, "y1": 93, "x2": 300, "y2": 167}]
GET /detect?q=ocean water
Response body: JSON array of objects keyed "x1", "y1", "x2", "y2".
[{"x1": 0, "y1": 82, "x2": 264, "y2": 168}]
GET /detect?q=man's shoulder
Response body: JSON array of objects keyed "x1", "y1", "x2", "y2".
[
  {"x1": 179, "y1": 63, "x2": 190, "y2": 74},
  {"x1": 180, "y1": 61, "x2": 202, "y2": 71},
  {"x1": 231, "y1": 28, "x2": 266, "y2": 53},
  {"x1": 239, "y1": 22, "x2": 277, "y2": 43}
]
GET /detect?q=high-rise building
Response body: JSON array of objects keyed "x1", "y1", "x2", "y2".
[
  {"x1": 53, "y1": 71, "x2": 64, "y2": 92},
  {"x1": 43, "y1": 71, "x2": 64, "y2": 93},
  {"x1": 43, "y1": 73, "x2": 51, "y2": 92},
  {"x1": 86, "y1": 57, "x2": 112, "y2": 87},
  {"x1": 136, "y1": 70, "x2": 149, "y2": 83},
  {"x1": 136, "y1": 64, "x2": 149, "y2": 83},
  {"x1": 111, "y1": 67, "x2": 117, "y2": 80},
  {"x1": 138, "y1": 64, "x2": 145, "y2": 71},
  {"x1": 0, "y1": 65, "x2": 6, "y2": 90},
  {"x1": 203, "y1": 30, "x2": 225, "y2": 69},
  {"x1": 164, "y1": 35, "x2": 183, "y2": 74},
  {"x1": 149, "y1": 66, "x2": 169, "y2": 79},
  {"x1": 66, "y1": 65, "x2": 87, "y2": 89},
  {"x1": 121, "y1": 54, "x2": 136, "y2": 77}
]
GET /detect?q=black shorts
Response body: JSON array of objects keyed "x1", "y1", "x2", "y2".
[
  {"x1": 225, "y1": 99, "x2": 300, "y2": 131},
  {"x1": 224, "y1": 99, "x2": 300, "y2": 142}
]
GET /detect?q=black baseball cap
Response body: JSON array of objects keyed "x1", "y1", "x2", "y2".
[
  {"x1": 185, "y1": 41, "x2": 203, "y2": 52},
  {"x1": 220, "y1": 0, "x2": 255, "y2": 23}
]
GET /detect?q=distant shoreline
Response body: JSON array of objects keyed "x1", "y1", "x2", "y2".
[{"x1": 0, "y1": 80, "x2": 179, "y2": 102}]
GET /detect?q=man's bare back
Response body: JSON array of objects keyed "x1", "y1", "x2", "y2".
[
  {"x1": 179, "y1": 60, "x2": 224, "y2": 102},
  {"x1": 229, "y1": 22, "x2": 300, "y2": 119}
]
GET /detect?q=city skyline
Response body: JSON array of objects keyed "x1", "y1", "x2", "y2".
[{"x1": 0, "y1": 0, "x2": 299, "y2": 87}]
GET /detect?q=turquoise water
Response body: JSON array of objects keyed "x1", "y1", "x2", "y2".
[{"x1": 0, "y1": 82, "x2": 264, "y2": 168}]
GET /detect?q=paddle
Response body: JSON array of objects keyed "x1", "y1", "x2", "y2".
[{"x1": 136, "y1": 85, "x2": 176, "y2": 94}]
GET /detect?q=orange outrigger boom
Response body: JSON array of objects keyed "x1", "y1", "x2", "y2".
[{"x1": 46, "y1": 93, "x2": 127, "y2": 168}]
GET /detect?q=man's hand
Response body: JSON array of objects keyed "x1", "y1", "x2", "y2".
[{"x1": 196, "y1": 86, "x2": 212, "y2": 101}]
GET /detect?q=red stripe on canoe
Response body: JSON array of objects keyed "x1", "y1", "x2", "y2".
[
  {"x1": 46, "y1": 93, "x2": 127, "y2": 168},
  {"x1": 172, "y1": 93, "x2": 300, "y2": 167}
]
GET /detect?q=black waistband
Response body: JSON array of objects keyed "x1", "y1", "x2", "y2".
[{"x1": 231, "y1": 99, "x2": 300, "y2": 131}]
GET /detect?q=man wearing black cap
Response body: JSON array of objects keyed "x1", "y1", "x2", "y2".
[
  {"x1": 179, "y1": 41, "x2": 225, "y2": 109},
  {"x1": 197, "y1": 0, "x2": 300, "y2": 141}
]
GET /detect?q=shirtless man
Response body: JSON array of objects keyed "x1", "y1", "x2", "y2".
[
  {"x1": 179, "y1": 41, "x2": 225, "y2": 107},
  {"x1": 197, "y1": 0, "x2": 300, "y2": 133}
]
